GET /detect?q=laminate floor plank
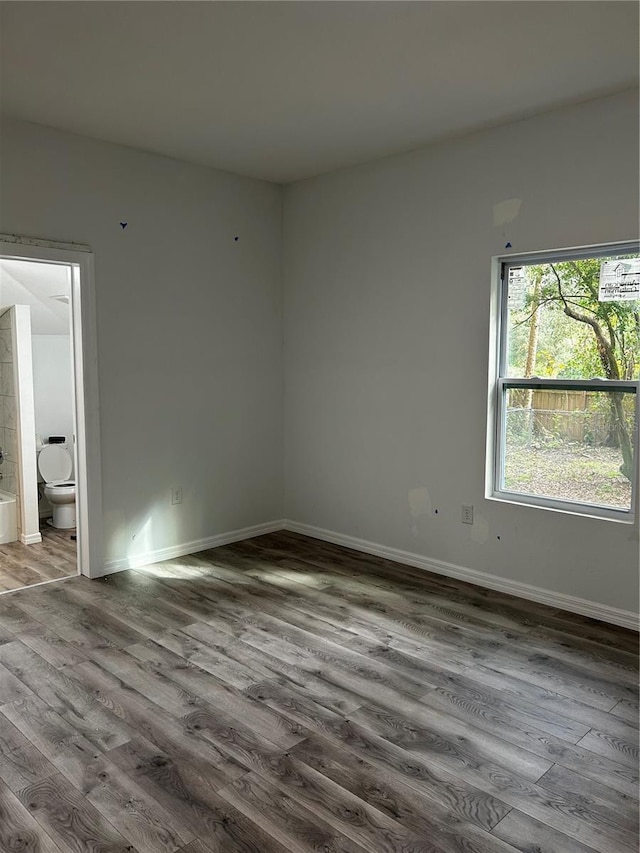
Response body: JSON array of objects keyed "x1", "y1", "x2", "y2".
[
  {"x1": 250, "y1": 681, "x2": 628, "y2": 852},
  {"x1": 0, "y1": 620, "x2": 14, "y2": 644},
  {"x1": 0, "y1": 524, "x2": 76, "y2": 594},
  {"x1": 415, "y1": 682, "x2": 639, "y2": 797},
  {"x1": 18, "y1": 624, "x2": 92, "y2": 669},
  {"x1": 243, "y1": 681, "x2": 520, "y2": 832},
  {"x1": 286, "y1": 734, "x2": 515, "y2": 852},
  {"x1": 251, "y1": 753, "x2": 514, "y2": 853},
  {"x1": 0, "y1": 641, "x2": 133, "y2": 751},
  {"x1": 576, "y1": 725, "x2": 639, "y2": 769},
  {"x1": 349, "y1": 702, "x2": 637, "y2": 853},
  {"x1": 258, "y1": 532, "x2": 638, "y2": 653},
  {"x1": 231, "y1": 535, "x2": 611, "y2": 658},
  {"x1": 150, "y1": 624, "x2": 274, "y2": 691},
  {"x1": 350, "y1": 698, "x2": 552, "y2": 783},
  {"x1": 0, "y1": 531, "x2": 635, "y2": 853},
  {"x1": 17, "y1": 772, "x2": 137, "y2": 853},
  {"x1": 62, "y1": 579, "x2": 193, "y2": 640},
  {"x1": 332, "y1": 596, "x2": 635, "y2": 711},
  {"x1": 88, "y1": 645, "x2": 206, "y2": 718},
  {"x1": 128, "y1": 639, "x2": 308, "y2": 749},
  {"x1": 1, "y1": 694, "x2": 100, "y2": 765},
  {"x1": 344, "y1": 638, "x2": 593, "y2": 743},
  {"x1": 0, "y1": 658, "x2": 35, "y2": 705},
  {"x1": 536, "y1": 762, "x2": 639, "y2": 817},
  {"x1": 0, "y1": 777, "x2": 64, "y2": 853},
  {"x1": 68, "y1": 660, "x2": 247, "y2": 788},
  {"x1": 525, "y1": 624, "x2": 640, "y2": 679},
  {"x1": 37, "y1": 583, "x2": 152, "y2": 645},
  {"x1": 231, "y1": 610, "x2": 438, "y2": 702},
  {"x1": 610, "y1": 697, "x2": 639, "y2": 726},
  {"x1": 0, "y1": 710, "x2": 56, "y2": 793},
  {"x1": 53, "y1": 738, "x2": 195, "y2": 853},
  {"x1": 218, "y1": 771, "x2": 371, "y2": 853},
  {"x1": 215, "y1": 633, "x2": 365, "y2": 715},
  {"x1": 456, "y1": 662, "x2": 640, "y2": 738},
  {"x1": 108, "y1": 737, "x2": 273, "y2": 848},
  {"x1": 491, "y1": 810, "x2": 601, "y2": 853},
  {"x1": 181, "y1": 622, "x2": 363, "y2": 715},
  {"x1": 0, "y1": 598, "x2": 47, "y2": 634},
  {"x1": 230, "y1": 562, "x2": 635, "y2": 715},
  {"x1": 178, "y1": 833, "x2": 291, "y2": 853},
  {"x1": 12, "y1": 590, "x2": 123, "y2": 654}
]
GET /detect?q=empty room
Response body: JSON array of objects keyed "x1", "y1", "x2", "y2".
[{"x1": 0, "y1": 2, "x2": 638, "y2": 852}]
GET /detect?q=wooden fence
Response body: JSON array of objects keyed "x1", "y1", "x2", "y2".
[{"x1": 507, "y1": 389, "x2": 629, "y2": 445}]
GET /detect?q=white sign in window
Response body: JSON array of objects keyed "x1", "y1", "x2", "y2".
[
  {"x1": 507, "y1": 266, "x2": 527, "y2": 309},
  {"x1": 599, "y1": 259, "x2": 640, "y2": 301}
]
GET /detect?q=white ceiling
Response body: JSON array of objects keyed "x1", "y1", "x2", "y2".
[
  {"x1": 1, "y1": 2, "x2": 638, "y2": 184},
  {"x1": 0, "y1": 260, "x2": 71, "y2": 336}
]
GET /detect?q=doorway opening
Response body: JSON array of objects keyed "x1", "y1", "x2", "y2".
[{"x1": 0, "y1": 236, "x2": 102, "y2": 592}]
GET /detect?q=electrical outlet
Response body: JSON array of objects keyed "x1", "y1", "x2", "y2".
[
  {"x1": 171, "y1": 487, "x2": 183, "y2": 505},
  {"x1": 461, "y1": 504, "x2": 473, "y2": 524}
]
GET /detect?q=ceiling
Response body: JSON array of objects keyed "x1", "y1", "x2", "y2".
[
  {"x1": 0, "y1": 2, "x2": 638, "y2": 184},
  {"x1": 0, "y1": 260, "x2": 71, "y2": 336}
]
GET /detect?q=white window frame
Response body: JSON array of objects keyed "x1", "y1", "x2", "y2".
[{"x1": 486, "y1": 241, "x2": 640, "y2": 523}]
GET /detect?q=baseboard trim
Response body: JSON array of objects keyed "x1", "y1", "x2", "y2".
[
  {"x1": 21, "y1": 532, "x2": 42, "y2": 545},
  {"x1": 101, "y1": 519, "x2": 286, "y2": 576},
  {"x1": 283, "y1": 520, "x2": 639, "y2": 631},
  {"x1": 98, "y1": 515, "x2": 638, "y2": 630}
]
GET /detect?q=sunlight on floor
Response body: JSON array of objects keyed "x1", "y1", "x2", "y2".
[
  {"x1": 136, "y1": 561, "x2": 214, "y2": 580},
  {"x1": 250, "y1": 568, "x2": 328, "y2": 589}
]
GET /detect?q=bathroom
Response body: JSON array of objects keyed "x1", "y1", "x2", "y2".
[{"x1": 0, "y1": 259, "x2": 78, "y2": 591}]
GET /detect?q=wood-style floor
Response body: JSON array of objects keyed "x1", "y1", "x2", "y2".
[
  {"x1": 0, "y1": 523, "x2": 77, "y2": 592},
  {"x1": 0, "y1": 530, "x2": 637, "y2": 853}
]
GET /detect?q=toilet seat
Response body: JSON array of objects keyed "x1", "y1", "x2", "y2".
[
  {"x1": 45, "y1": 480, "x2": 75, "y2": 495},
  {"x1": 38, "y1": 445, "x2": 72, "y2": 483}
]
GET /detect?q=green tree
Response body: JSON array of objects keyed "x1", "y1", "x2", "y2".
[{"x1": 536, "y1": 258, "x2": 639, "y2": 480}]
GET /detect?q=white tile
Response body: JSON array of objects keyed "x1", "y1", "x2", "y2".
[
  {"x1": 2, "y1": 477, "x2": 17, "y2": 496},
  {"x1": 0, "y1": 459, "x2": 16, "y2": 495},
  {"x1": 0, "y1": 363, "x2": 14, "y2": 396},
  {"x1": 4, "y1": 428, "x2": 17, "y2": 462},
  {"x1": 3, "y1": 397, "x2": 16, "y2": 431},
  {"x1": 0, "y1": 330, "x2": 12, "y2": 364}
]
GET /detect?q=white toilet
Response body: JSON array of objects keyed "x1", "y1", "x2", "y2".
[{"x1": 38, "y1": 444, "x2": 76, "y2": 529}]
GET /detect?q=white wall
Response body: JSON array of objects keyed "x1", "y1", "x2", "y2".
[
  {"x1": 283, "y1": 90, "x2": 640, "y2": 615},
  {"x1": 0, "y1": 118, "x2": 283, "y2": 568},
  {"x1": 2, "y1": 94, "x2": 637, "y2": 617},
  {"x1": 32, "y1": 334, "x2": 74, "y2": 519},
  {"x1": 32, "y1": 335, "x2": 74, "y2": 459}
]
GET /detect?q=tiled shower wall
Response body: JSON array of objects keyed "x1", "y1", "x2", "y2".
[{"x1": 0, "y1": 308, "x2": 19, "y2": 501}]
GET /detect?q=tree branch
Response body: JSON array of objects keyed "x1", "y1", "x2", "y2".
[{"x1": 550, "y1": 264, "x2": 619, "y2": 379}]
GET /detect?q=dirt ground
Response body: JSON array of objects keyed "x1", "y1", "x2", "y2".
[{"x1": 504, "y1": 443, "x2": 632, "y2": 510}]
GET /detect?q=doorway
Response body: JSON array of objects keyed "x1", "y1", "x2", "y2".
[{"x1": 0, "y1": 236, "x2": 103, "y2": 590}]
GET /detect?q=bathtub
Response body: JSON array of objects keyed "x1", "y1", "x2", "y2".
[{"x1": 0, "y1": 490, "x2": 17, "y2": 544}]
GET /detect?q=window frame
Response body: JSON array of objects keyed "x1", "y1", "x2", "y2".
[{"x1": 487, "y1": 241, "x2": 640, "y2": 523}]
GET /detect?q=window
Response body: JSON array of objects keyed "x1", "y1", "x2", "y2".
[{"x1": 488, "y1": 242, "x2": 639, "y2": 521}]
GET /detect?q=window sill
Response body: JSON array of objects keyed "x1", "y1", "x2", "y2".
[{"x1": 487, "y1": 491, "x2": 637, "y2": 524}]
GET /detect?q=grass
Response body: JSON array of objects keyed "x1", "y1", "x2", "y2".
[{"x1": 504, "y1": 442, "x2": 632, "y2": 510}]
